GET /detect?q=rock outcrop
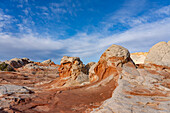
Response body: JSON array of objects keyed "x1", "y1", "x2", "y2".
[
  {"x1": 131, "y1": 52, "x2": 148, "y2": 64},
  {"x1": 145, "y1": 41, "x2": 170, "y2": 67},
  {"x1": 89, "y1": 44, "x2": 133, "y2": 83},
  {"x1": 85, "y1": 62, "x2": 96, "y2": 74},
  {"x1": 41, "y1": 59, "x2": 52, "y2": 64},
  {"x1": 58, "y1": 56, "x2": 89, "y2": 86},
  {"x1": 0, "y1": 85, "x2": 33, "y2": 110},
  {"x1": 5, "y1": 58, "x2": 31, "y2": 68},
  {"x1": 90, "y1": 43, "x2": 170, "y2": 113},
  {"x1": 0, "y1": 85, "x2": 32, "y2": 96},
  {"x1": 0, "y1": 41, "x2": 170, "y2": 113}
]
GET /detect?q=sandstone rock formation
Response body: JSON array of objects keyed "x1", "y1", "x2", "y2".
[
  {"x1": 90, "y1": 43, "x2": 170, "y2": 113},
  {"x1": 85, "y1": 62, "x2": 96, "y2": 74},
  {"x1": 42, "y1": 59, "x2": 52, "y2": 64},
  {"x1": 89, "y1": 44, "x2": 132, "y2": 83},
  {"x1": 58, "y1": 56, "x2": 89, "y2": 86},
  {"x1": 91, "y1": 64, "x2": 170, "y2": 113},
  {"x1": 0, "y1": 85, "x2": 32, "y2": 96},
  {"x1": 0, "y1": 42, "x2": 170, "y2": 113},
  {"x1": 5, "y1": 58, "x2": 31, "y2": 68},
  {"x1": 145, "y1": 41, "x2": 170, "y2": 67},
  {"x1": 0, "y1": 84, "x2": 33, "y2": 110},
  {"x1": 131, "y1": 52, "x2": 148, "y2": 64}
]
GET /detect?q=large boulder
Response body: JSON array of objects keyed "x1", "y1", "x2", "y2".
[
  {"x1": 89, "y1": 44, "x2": 132, "y2": 83},
  {"x1": 145, "y1": 41, "x2": 170, "y2": 67},
  {"x1": 58, "y1": 56, "x2": 89, "y2": 86},
  {"x1": 5, "y1": 58, "x2": 31, "y2": 68}
]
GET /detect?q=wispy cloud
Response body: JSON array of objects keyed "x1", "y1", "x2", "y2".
[
  {"x1": 0, "y1": 9, "x2": 14, "y2": 32},
  {"x1": 0, "y1": 16, "x2": 170, "y2": 63},
  {"x1": 0, "y1": 2, "x2": 170, "y2": 64},
  {"x1": 155, "y1": 5, "x2": 170, "y2": 15}
]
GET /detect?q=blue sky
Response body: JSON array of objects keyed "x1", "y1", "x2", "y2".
[{"x1": 0, "y1": 0, "x2": 170, "y2": 64}]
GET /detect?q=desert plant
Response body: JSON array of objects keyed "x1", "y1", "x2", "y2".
[{"x1": 0, "y1": 62, "x2": 15, "y2": 71}]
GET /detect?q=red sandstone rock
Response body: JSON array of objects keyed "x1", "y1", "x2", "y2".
[
  {"x1": 0, "y1": 42, "x2": 170, "y2": 113},
  {"x1": 89, "y1": 44, "x2": 133, "y2": 83}
]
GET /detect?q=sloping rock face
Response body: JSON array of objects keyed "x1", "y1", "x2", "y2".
[
  {"x1": 0, "y1": 85, "x2": 33, "y2": 110},
  {"x1": 0, "y1": 85, "x2": 32, "y2": 96},
  {"x1": 145, "y1": 41, "x2": 170, "y2": 67},
  {"x1": 89, "y1": 44, "x2": 133, "y2": 83},
  {"x1": 131, "y1": 52, "x2": 148, "y2": 64},
  {"x1": 90, "y1": 44, "x2": 170, "y2": 113},
  {"x1": 58, "y1": 56, "x2": 89, "y2": 86},
  {"x1": 91, "y1": 64, "x2": 170, "y2": 113},
  {"x1": 5, "y1": 58, "x2": 31, "y2": 68}
]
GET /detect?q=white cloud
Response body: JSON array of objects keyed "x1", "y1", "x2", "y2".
[
  {"x1": 23, "y1": 9, "x2": 29, "y2": 15},
  {"x1": 0, "y1": 9, "x2": 13, "y2": 31},
  {"x1": 0, "y1": 3, "x2": 170, "y2": 64},
  {"x1": 0, "y1": 17, "x2": 170, "y2": 63},
  {"x1": 36, "y1": 6, "x2": 48, "y2": 11},
  {"x1": 155, "y1": 5, "x2": 170, "y2": 15}
]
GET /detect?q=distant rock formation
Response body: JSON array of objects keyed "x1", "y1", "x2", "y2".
[
  {"x1": 145, "y1": 41, "x2": 170, "y2": 67},
  {"x1": 131, "y1": 52, "x2": 148, "y2": 64},
  {"x1": 85, "y1": 62, "x2": 96, "y2": 74},
  {"x1": 58, "y1": 56, "x2": 89, "y2": 86},
  {"x1": 5, "y1": 58, "x2": 31, "y2": 68},
  {"x1": 41, "y1": 59, "x2": 52, "y2": 64}
]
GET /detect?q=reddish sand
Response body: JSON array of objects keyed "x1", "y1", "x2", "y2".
[{"x1": 0, "y1": 71, "x2": 117, "y2": 113}]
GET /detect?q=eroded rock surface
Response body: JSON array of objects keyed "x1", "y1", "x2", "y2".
[
  {"x1": 0, "y1": 42, "x2": 170, "y2": 113},
  {"x1": 0, "y1": 85, "x2": 32, "y2": 96},
  {"x1": 0, "y1": 85, "x2": 33, "y2": 111},
  {"x1": 42, "y1": 59, "x2": 52, "y2": 64},
  {"x1": 91, "y1": 64, "x2": 170, "y2": 113},
  {"x1": 90, "y1": 43, "x2": 170, "y2": 113},
  {"x1": 89, "y1": 44, "x2": 132, "y2": 83},
  {"x1": 145, "y1": 41, "x2": 170, "y2": 67},
  {"x1": 5, "y1": 58, "x2": 31, "y2": 68},
  {"x1": 58, "y1": 56, "x2": 89, "y2": 87}
]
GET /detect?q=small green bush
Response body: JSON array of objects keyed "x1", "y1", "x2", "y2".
[{"x1": 0, "y1": 62, "x2": 15, "y2": 71}]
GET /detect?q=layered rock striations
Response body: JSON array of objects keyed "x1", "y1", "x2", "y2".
[
  {"x1": 89, "y1": 44, "x2": 133, "y2": 83},
  {"x1": 0, "y1": 41, "x2": 170, "y2": 113},
  {"x1": 91, "y1": 42, "x2": 170, "y2": 113},
  {"x1": 58, "y1": 56, "x2": 89, "y2": 86}
]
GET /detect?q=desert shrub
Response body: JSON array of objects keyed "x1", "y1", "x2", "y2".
[{"x1": 0, "y1": 62, "x2": 15, "y2": 71}]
